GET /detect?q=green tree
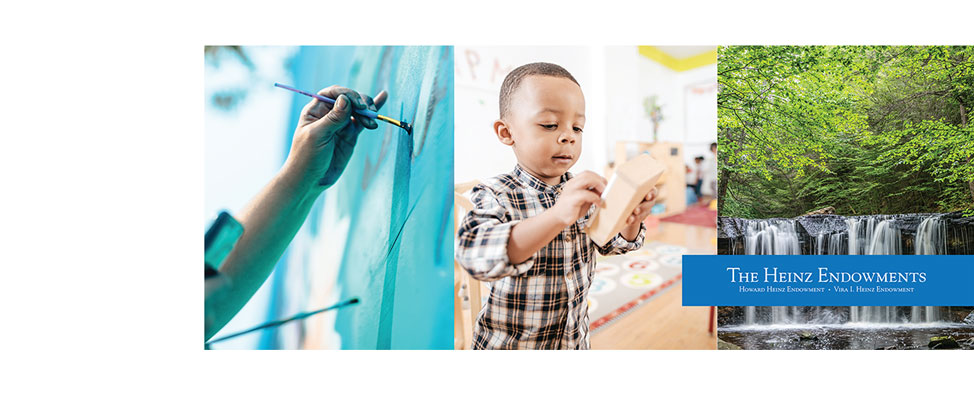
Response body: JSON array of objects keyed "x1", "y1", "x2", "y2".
[
  {"x1": 718, "y1": 46, "x2": 974, "y2": 219},
  {"x1": 865, "y1": 46, "x2": 974, "y2": 210}
]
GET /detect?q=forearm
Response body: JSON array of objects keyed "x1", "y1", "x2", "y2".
[
  {"x1": 620, "y1": 220, "x2": 642, "y2": 241},
  {"x1": 595, "y1": 221, "x2": 645, "y2": 256},
  {"x1": 206, "y1": 162, "x2": 322, "y2": 340},
  {"x1": 507, "y1": 209, "x2": 569, "y2": 264}
]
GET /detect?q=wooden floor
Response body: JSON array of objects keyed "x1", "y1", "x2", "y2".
[
  {"x1": 591, "y1": 221, "x2": 717, "y2": 350},
  {"x1": 591, "y1": 281, "x2": 715, "y2": 349}
]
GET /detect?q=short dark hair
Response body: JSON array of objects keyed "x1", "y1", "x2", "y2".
[
  {"x1": 499, "y1": 62, "x2": 579, "y2": 119},
  {"x1": 710, "y1": 142, "x2": 717, "y2": 150}
]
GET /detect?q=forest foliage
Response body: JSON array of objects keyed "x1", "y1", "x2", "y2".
[{"x1": 718, "y1": 46, "x2": 974, "y2": 218}]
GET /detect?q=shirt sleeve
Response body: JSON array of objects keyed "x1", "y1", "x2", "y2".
[
  {"x1": 455, "y1": 185, "x2": 534, "y2": 282},
  {"x1": 593, "y1": 222, "x2": 646, "y2": 256}
]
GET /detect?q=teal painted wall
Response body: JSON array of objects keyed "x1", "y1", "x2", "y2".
[{"x1": 273, "y1": 46, "x2": 453, "y2": 349}]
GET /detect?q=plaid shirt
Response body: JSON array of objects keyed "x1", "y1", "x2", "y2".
[{"x1": 457, "y1": 165, "x2": 645, "y2": 349}]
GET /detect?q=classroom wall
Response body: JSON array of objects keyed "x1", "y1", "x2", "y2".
[{"x1": 630, "y1": 51, "x2": 717, "y2": 164}]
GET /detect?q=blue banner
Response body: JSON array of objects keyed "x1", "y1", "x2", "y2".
[{"x1": 683, "y1": 255, "x2": 974, "y2": 306}]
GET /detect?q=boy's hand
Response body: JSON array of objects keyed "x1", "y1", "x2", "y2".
[
  {"x1": 284, "y1": 85, "x2": 388, "y2": 191},
  {"x1": 624, "y1": 186, "x2": 659, "y2": 226},
  {"x1": 551, "y1": 171, "x2": 607, "y2": 227}
]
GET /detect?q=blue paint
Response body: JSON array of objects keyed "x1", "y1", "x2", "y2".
[
  {"x1": 257, "y1": 249, "x2": 289, "y2": 349},
  {"x1": 264, "y1": 46, "x2": 453, "y2": 349}
]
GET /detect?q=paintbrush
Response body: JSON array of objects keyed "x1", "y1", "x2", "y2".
[
  {"x1": 274, "y1": 83, "x2": 412, "y2": 134},
  {"x1": 205, "y1": 297, "x2": 360, "y2": 347}
]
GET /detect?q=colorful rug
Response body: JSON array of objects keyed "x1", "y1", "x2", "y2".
[
  {"x1": 588, "y1": 242, "x2": 688, "y2": 332},
  {"x1": 660, "y1": 205, "x2": 717, "y2": 228}
]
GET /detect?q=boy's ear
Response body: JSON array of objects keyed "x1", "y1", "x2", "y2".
[{"x1": 494, "y1": 119, "x2": 515, "y2": 146}]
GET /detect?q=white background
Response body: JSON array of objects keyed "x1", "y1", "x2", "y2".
[{"x1": 1, "y1": 1, "x2": 972, "y2": 391}]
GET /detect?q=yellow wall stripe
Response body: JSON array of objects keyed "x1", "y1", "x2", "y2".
[{"x1": 637, "y1": 46, "x2": 717, "y2": 72}]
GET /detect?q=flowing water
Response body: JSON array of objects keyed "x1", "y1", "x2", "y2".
[
  {"x1": 739, "y1": 216, "x2": 921, "y2": 325},
  {"x1": 916, "y1": 215, "x2": 946, "y2": 254},
  {"x1": 720, "y1": 213, "x2": 973, "y2": 349},
  {"x1": 744, "y1": 219, "x2": 801, "y2": 255}
]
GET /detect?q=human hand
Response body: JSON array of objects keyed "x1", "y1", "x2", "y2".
[
  {"x1": 624, "y1": 186, "x2": 659, "y2": 226},
  {"x1": 551, "y1": 171, "x2": 607, "y2": 227},
  {"x1": 284, "y1": 85, "x2": 388, "y2": 190}
]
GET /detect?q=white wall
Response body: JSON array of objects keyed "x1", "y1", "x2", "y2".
[
  {"x1": 630, "y1": 52, "x2": 717, "y2": 165},
  {"x1": 677, "y1": 64, "x2": 718, "y2": 163},
  {"x1": 604, "y1": 46, "x2": 644, "y2": 162}
]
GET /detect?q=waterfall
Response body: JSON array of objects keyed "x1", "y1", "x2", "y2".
[
  {"x1": 815, "y1": 232, "x2": 845, "y2": 255},
  {"x1": 847, "y1": 216, "x2": 900, "y2": 255},
  {"x1": 950, "y1": 219, "x2": 974, "y2": 254},
  {"x1": 744, "y1": 219, "x2": 801, "y2": 255},
  {"x1": 847, "y1": 306, "x2": 940, "y2": 323},
  {"x1": 916, "y1": 215, "x2": 946, "y2": 254},
  {"x1": 850, "y1": 306, "x2": 900, "y2": 323},
  {"x1": 728, "y1": 214, "x2": 962, "y2": 326},
  {"x1": 742, "y1": 220, "x2": 801, "y2": 324},
  {"x1": 848, "y1": 218, "x2": 859, "y2": 255},
  {"x1": 925, "y1": 306, "x2": 940, "y2": 322},
  {"x1": 740, "y1": 306, "x2": 930, "y2": 325},
  {"x1": 867, "y1": 220, "x2": 901, "y2": 254},
  {"x1": 737, "y1": 306, "x2": 943, "y2": 325},
  {"x1": 744, "y1": 307, "x2": 755, "y2": 325},
  {"x1": 910, "y1": 216, "x2": 943, "y2": 324}
]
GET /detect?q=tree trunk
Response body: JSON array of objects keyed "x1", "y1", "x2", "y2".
[
  {"x1": 961, "y1": 102, "x2": 968, "y2": 127},
  {"x1": 717, "y1": 127, "x2": 746, "y2": 214},
  {"x1": 962, "y1": 103, "x2": 974, "y2": 204},
  {"x1": 965, "y1": 149, "x2": 974, "y2": 203},
  {"x1": 717, "y1": 168, "x2": 729, "y2": 213},
  {"x1": 968, "y1": 175, "x2": 974, "y2": 205}
]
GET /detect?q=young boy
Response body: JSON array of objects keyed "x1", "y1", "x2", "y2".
[{"x1": 456, "y1": 62, "x2": 658, "y2": 349}]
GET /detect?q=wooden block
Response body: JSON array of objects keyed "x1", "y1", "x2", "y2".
[
  {"x1": 613, "y1": 141, "x2": 686, "y2": 217},
  {"x1": 586, "y1": 153, "x2": 665, "y2": 246}
]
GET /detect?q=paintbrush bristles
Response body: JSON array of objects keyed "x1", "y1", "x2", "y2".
[{"x1": 376, "y1": 114, "x2": 412, "y2": 134}]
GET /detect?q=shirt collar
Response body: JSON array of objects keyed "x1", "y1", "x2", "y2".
[{"x1": 513, "y1": 164, "x2": 572, "y2": 194}]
